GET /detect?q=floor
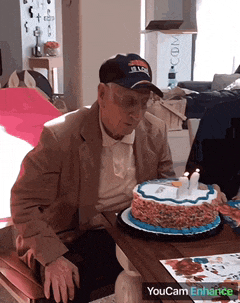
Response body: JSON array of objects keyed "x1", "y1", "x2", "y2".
[{"x1": 0, "y1": 285, "x2": 116, "y2": 303}]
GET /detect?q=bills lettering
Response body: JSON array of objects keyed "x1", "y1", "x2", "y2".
[
  {"x1": 128, "y1": 60, "x2": 149, "y2": 69},
  {"x1": 129, "y1": 66, "x2": 150, "y2": 77}
]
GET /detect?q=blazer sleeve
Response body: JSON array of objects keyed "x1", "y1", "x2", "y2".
[{"x1": 11, "y1": 127, "x2": 69, "y2": 266}]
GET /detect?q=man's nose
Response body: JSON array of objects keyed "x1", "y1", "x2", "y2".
[{"x1": 129, "y1": 105, "x2": 145, "y2": 120}]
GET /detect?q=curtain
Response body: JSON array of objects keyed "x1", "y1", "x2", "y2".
[{"x1": 194, "y1": 0, "x2": 240, "y2": 80}]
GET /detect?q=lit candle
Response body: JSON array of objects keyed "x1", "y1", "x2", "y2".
[
  {"x1": 188, "y1": 168, "x2": 200, "y2": 195},
  {"x1": 177, "y1": 172, "x2": 189, "y2": 199}
]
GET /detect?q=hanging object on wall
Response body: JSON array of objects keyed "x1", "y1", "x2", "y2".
[
  {"x1": 48, "y1": 24, "x2": 51, "y2": 37},
  {"x1": 33, "y1": 26, "x2": 42, "y2": 57},
  {"x1": 36, "y1": 13, "x2": 41, "y2": 22},
  {"x1": 24, "y1": 22, "x2": 29, "y2": 33},
  {"x1": 44, "y1": 9, "x2": 55, "y2": 21},
  {"x1": 29, "y1": 6, "x2": 34, "y2": 18}
]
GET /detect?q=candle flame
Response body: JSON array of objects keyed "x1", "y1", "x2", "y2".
[
  {"x1": 196, "y1": 168, "x2": 200, "y2": 173},
  {"x1": 183, "y1": 172, "x2": 189, "y2": 177}
]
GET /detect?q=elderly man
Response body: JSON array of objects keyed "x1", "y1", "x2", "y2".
[{"x1": 11, "y1": 53, "x2": 175, "y2": 303}]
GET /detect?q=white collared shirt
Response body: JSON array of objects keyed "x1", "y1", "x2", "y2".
[{"x1": 96, "y1": 115, "x2": 137, "y2": 212}]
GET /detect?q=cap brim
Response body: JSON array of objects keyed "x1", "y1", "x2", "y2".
[{"x1": 131, "y1": 82, "x2": 163, "y2": 98}]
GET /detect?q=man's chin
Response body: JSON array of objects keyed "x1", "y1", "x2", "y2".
[{"x1": 120, "y1": 126, "x2": 135, "y2": 136}]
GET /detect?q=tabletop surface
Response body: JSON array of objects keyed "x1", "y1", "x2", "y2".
[{"x1": 102, "y1": 211, "x2": 240, "y2": 303}]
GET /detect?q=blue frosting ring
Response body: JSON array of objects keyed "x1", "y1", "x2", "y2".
[
  {"x1": 136, "y1": 179, "x2": 215, "y2": 204},
  {"x1": 128, "y1": 211, "x2": 221, "y2": 235}
]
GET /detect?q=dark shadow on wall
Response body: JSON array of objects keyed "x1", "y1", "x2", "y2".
[{"x1": 0, "y1": 41, "x2": 22, "y2": 87}]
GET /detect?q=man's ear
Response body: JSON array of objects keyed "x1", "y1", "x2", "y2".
[
  {"x1": 8, "y1": 70, "x2": 20, "y2": 87},
  {"x1": 97, "y1": 83, "x2": 106, "y2": 107}
]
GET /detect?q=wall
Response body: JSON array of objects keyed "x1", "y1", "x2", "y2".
[
  {"x1": 20, "y1": 0, "x2": 57, "y2": 70},
  {"x1": 62, "y1": 0, "x2": 82, "y2": 111},
  {"x1": 0, "y1": 0, "x2": 61, "y2": 91},
  {"x1": 0, "y1": 0, "x2": 22, "y2": 86},
  {"x1": 55, "y1": 0, "x2": 63, "y2": 93},
  {"x1": 81, "y1": 0, "x2": 141, "y2": 107}
]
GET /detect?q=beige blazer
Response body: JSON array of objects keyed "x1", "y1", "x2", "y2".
[{"x1": 11, "y1": 102, "x2": 175, "y2": 266}]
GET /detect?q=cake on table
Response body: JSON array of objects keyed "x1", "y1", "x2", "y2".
[{"x1": 130, "y1": 170, "x2": 221, "y2": 235}]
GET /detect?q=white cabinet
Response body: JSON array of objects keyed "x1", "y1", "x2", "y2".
[{"x1": 145, "y1": 31, "x2": 194, "y2": 89}]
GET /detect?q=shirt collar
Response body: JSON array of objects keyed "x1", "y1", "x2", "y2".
[{"x1": 99, "y1": 113, "x2": 135, "y2": 147}]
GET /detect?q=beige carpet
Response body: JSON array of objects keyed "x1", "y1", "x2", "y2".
[
  {"x1": 90, "y1": 294, "x2": 116, "y2": 303},
  {"x1": 0, "y1": 285, "x2": 116, "y2": 303}
]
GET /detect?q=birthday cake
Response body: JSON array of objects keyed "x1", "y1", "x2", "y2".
[{"x1": 130, "y1": 173, "x2": 221, "y2": 235}]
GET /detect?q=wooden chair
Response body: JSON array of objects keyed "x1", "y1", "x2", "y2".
[
  {"x1": 0, "y1": 226, "x2": 44, "y2": 303},
  {"x1": 0, "y1": 87, "x2": 61, "y2": 303}
]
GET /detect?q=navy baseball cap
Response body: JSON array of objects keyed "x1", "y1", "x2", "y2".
[{"x1": 99, "y1": 53, "x2": 163, "y2": 97}]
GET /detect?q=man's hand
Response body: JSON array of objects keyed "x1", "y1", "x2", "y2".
[
  {"x1": 198, "y1": 183, "x2": 227, "y2": 204},
  {"x1": 44, "y1": 256, "x2": 80, "y2": 303},
  {"x1": 212, "y1": 184, "x2": 227, "y2": 204}
]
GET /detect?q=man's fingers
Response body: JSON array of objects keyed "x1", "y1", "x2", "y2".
[
  {"x1": 66, "y1": 275, "x2": 76, "y2": 301},
  {"x1": 44, "y1": 272, "x2": 51, "y2": 299},
  {"x1": 212, "y1": 184, "x2": 227, "y2": 203},
  {"x1": 59, "y1": 276, "x2": 68, "y2": 303},
  {"x1": 220, "y1": 192, "x2": 227, "y2": 203},
  {"x1": 73, "y1": 267, "x2": 80, "y2": 289},
  {"x1": 52, "y1": 278, "x2": 61, "y2": 303},
  {"x1": 198, "y1": 182, "x2": 208, "y2": 190}
]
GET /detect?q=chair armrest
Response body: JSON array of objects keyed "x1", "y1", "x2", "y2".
[
  {"x1": 178, "y1": 81, "x2": 212, "y2": 92},
  {"x1": 0, "y1": 251, "x2": 44, "y2": 299}
]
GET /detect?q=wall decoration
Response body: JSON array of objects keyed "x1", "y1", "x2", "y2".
[
  {"x1": 36, "y1": 13, "x2": 41, "y2": 22},
  {"x1": 24, "y1": 21, "x2": 29, "y2": 33},
  {"x1": 48, "y1": 24, "x2": 51, "y2": 37},
  {"x1": 33, "y1": 26, "x2": 42, "y2": 57},
  {"x1": 0, "y1": 0, "x2": 57, "y2": 88},
  {"x1": 44, "y1": 9, "x2": 54, "y2": 21},
  {"x1": 29, "y1": 6, "x2": 34, "y2": 18}
]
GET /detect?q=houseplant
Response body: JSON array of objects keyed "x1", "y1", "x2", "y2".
[{"x1": 44, "y1": 41, "x2": 60, "y2": 57}]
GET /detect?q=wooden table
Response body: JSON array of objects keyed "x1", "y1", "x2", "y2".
[
  {"x1": 102, "y1": 211, "x2": 240, "y2": 303},
  {"x1": 28, "y1": 56, "x2": 63, "y2": 93}
]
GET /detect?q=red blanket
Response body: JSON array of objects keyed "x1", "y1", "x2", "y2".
[{"x1": 0, "y1": 87, "x2": 61, "y2": 146}]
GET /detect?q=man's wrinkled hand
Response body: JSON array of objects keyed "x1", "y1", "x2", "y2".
[
  {"x1": 44, "y1": 256, "x2": 80, "y2": 303},
  {"x1": 212, "y1": 184, "x2": 227, "y2": 204},
  {"x1": 198, "y1": 183, "x2": 227, "y2": 204}
]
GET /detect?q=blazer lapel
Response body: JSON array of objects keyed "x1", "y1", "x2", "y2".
[{"x1": 78, "y1": 102, "x2": 102, "y2": 208}]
